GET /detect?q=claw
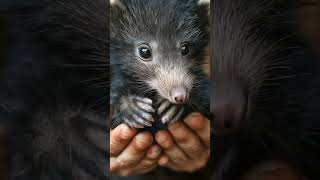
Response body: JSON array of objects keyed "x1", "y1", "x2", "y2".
[
  {"x1": 123, "y1": 116, "x2": 144, "y2": 129},
  {"x1": 132, "y1": 113, "x2": 152, "y2": 127},
  {"x1": 170, "y1": 107, "x2": 185, "y2": 123},
  {"x1": 136, "y1": 110, "x2": 154, "y2": 122},
  {"x1": 161, "y1": 106, "x2": 178, "y2": 124},
  {"x1": 135, "y1": 96, "x2": 153, "y2": 104},
  {"x1": 156, "y1": 98, "x2": 165, "y2": 105},
  {"x1": 112, "y1": 95, "x2": 155, "y2": 128},
  {"x1": 158, "y1": 100, "x2": 171, "y2": 115},
  {"x1": 136, "y1": 101, "x2": 155, "y2": 113}
]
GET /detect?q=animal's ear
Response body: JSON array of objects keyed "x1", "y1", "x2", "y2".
[
  {"x1": 195, "y1": 0, "x2": 210, "y2": 16},
  {"x1": 110, "y1": 0, "x2": 120, "y2": 6},
  {"x1": 184, "y1": 0, "x2": 210, "y2": 6},
  {"x1": 197, "y1": 0, "x2": 210, "y2": 6},
  {"x1": 110, "y1": 0, "x2": 127, "y2": 20},
  {"x1": 110, "y1": 0, "x2": 127, "y2": 38},
  {"x1": 110, "y1": 0, "x2": 127, "y2": 11},
  {"x1": 194, "y1": 0, "x2": 210, "y2": 38}
]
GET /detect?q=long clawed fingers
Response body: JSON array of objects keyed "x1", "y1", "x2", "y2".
[{"x1": 156, "y1": 99, "x2": 185, "y2": 124}]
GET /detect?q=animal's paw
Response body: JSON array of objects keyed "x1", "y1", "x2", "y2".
[
  {"x1": 112, "y1": 96, "x2": 155, "y2": 128},
  {"x1": 156, "y1": 99, "x2": 186, "y2": 124}
]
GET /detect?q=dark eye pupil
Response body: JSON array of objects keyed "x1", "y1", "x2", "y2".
[
  {"x1": 181, "y1": 43, "x2": 190, "y2": 56},
  {"x1": 138, "y1": 46, "x2": 152, "y2": 60}
]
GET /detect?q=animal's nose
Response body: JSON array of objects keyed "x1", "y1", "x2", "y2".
[
  {"x1": 212, "y1": 80, "x2": 247, "y2": 135},
  {"x1": 170, "y1": 86, "x2": 187, "y2": 104}
]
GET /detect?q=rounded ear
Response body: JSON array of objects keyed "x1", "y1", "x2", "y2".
[
  {"x1": 110, "y1": 0, "x2": 127, "y2": 20},
  {"x1": 110, "y1": 0, "x2": 127, "y2": 39},
  {"x1": 110, "y1": 0, "x2": 119, "y2": 6},
  {"x1": 194, "y1": 1, "x2": 210, "y2": 38},
  {"x1": 110, "y1": 0, "x2": 126, "y2": 10},
  {"x1": 185, "y1": 0, "x2": 210, "y2": 6},
  {"x1": 198, "y1": 0, "x2": 210, "y2": 6}
]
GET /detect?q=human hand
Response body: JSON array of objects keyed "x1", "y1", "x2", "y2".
[
  {"x1": 155, "y1": 113, "x2": 210, "y2": 172},
  {"x1": 110, "y1": 124, "x2": 162, "y2": 176}
]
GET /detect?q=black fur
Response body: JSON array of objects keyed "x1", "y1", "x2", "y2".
[
  {"x1": 211, "y1": 0, "x2": 320, "y2": 179},
  {"x1": 0, "y1": 0, "x2": 108, "y2": 179},
  {"x1": 110, "y1": 0, "x2": 210, "y2": 130}
]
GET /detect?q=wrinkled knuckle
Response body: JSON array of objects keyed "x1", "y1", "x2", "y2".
[
  {"x1": 164, "y1": 140, "x2": 175, "y2": 149},
  {"x1": 175, "y1": 131, "x2": 189, "y2": 142},
  {"x1": 142, "y1": 159, "x2": 156, "y2": 167},
  {"x1": 182, "y1": 143, "x2": 200, "y2": 155},
  {"x1": 186, "y1": 139, "x2": 200, "y2": 151},
  {"x1": 171, "y1": 155, "x2": 187, "y2": 163},
  {"x1": 134, "y1": 134, "x2": 152, "y2": 151},
  {"x1": 118, "y1": 130, "x2": 133, "y2": 142},
  {"x1": 159, "y1": 136, "x2": 174, "y2": 149},
  {"x1": 134, "y1": 140, "x2": 148, "y2": 151}
]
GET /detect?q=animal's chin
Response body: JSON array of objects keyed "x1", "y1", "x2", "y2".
[
  {"x1": 215, "y1": 95, "x2": 252, "y2": 137},
  {"x1": 212, "y1": 83, "x2": 250, "y2": 136}
]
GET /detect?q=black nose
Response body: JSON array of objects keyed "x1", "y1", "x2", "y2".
[{"x1": 212, "y1": 80, "x2": 247, "y2": 135}]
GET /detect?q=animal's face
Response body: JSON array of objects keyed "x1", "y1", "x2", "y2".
[
  {"x1": 110, "y1": 0, "x2": 208, "y2": 104},
  {"x1": 211, "y1": 0, "x2": 300, "y2": 135}
]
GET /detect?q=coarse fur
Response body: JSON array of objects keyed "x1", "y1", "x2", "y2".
[
  {"x1": 0, "y1": 0, "x2": 108, "y2": 179},
  {"x1": 110, "y1": 0, "x2": 210, "y2": 130},
  {"x1": 211, "y1": 0, "x2": 320, "y2": 179}
]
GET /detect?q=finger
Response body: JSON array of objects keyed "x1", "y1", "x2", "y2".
[
  {"x1": 158, "y1": 154, "x2": 169, "y2": 166},
  {"x1": 116, "y1": 131, "x2": 153, "y2": 168},
  {"x1": 136, "y1": 101, "x2": 155, "y2": 113},
  {"x1": 157, "y1": 100, "x2": 171, "y2": 114},
  {"x1": 118, "y1": 164, "x2": 158, "y2": 177},
  {"x1": 184, "y1": 113, "x2": 211, "y2": 147},
  {"x1": 170, "y1": 107, "x2": 185, "y2": 123},
  {"x1": 132, "y1": 145, "x2": 162, "y2": 170},
  {"x1": 129, "y1": 145, "x2": 162, "y2": 175},
  {"x1": 131, "y1": 112, "x2": 152, "y2": 127},
  {"x1": 110, "y1": 157, "x2": 120, "y2": 173},
  {"x1": 160, "y1": 105, "x2": 178, "y2": 124},
  {"x1": 155, "y1": 130, "x2": 189, "y2": 164},
  {"x1": 133, "y1": 107, "x2": 154, "y2": 122},
  {"x1": 134, "y1": 164, "x2": 158, "y2": 175},
  {"x1": 144, "y1": 144, "x2": 162, "y2": 162},
  {"x1": 158, "y1": 155, "x2": 187, "y2": 172},
  {"x1": 168, "y1": 122, "x2": 208, "y2": 159},
  {"x1": 110, "y1": 124, "x2": 137, "y2": 157},
  {"x1": 135, "y1": 96, "x2": 153, "y2": 104},
  {"x1": 158, "y1": 154, "x2": 205, "y2": 173}
]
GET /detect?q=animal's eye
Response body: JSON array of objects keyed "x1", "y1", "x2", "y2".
[
  {"x1": 181, "y1": 43, "x2": 190, "y2": 56},
  {"x1": 137, "y1": 44, "x2": 152, "y2": 61}
]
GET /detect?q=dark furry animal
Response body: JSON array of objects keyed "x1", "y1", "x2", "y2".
[
  {"x1": 110, "y1": 0, "x2": 210, "y2": 130},
  {"x1": 211, "y1": 0, "x2": 320, "y2": 179},
  {"x1": 0, "y1": 0, "x2": 108, "y2": 179}
]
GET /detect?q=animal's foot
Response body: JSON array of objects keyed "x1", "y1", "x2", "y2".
[
  {"x1": 112, "y1": 96, "x2": 155, "y2": 128},
  {"x1": 156, "y1": 98, "x2": 185, "y2": 124}
]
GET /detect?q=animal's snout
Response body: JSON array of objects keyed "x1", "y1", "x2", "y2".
[
  {"x1": 170, "y1": 86, "x2": 187, "y2": 104},
  {"x1": 212, "y1": 80, "x2": 247, "y2": 135}
]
